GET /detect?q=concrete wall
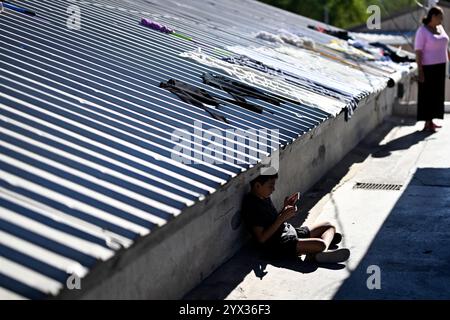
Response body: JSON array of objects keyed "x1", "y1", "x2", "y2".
[
  {"x1": 56, "y1": 78, "x2": 403, "y2": 300},
  {"x1": 376, "y1": 7, "x2": 450, "y2": 38}
]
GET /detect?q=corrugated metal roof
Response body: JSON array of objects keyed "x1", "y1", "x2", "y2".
[{"x1": 0, "y1": 0, "x2": 412, "y2": 299}]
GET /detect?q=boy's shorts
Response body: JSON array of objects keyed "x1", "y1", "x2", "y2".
[{"x1": 266, "y1": 226, "x2": 311, "y2": 258}]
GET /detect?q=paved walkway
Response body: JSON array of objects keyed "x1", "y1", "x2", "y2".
[{"x1": 185, "y1": 114, "x2": 450, "y2": 300}]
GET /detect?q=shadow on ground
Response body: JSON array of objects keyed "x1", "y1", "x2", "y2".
[
  {"x1": 371, "y1": 130, "x2": 435, "y2": 158},
  {"x1": 184, "y1": 243, "x2": 346, "y2": 300},
  {"x1": 333, "y1": 167, "x2": 450, "y2": 299}
]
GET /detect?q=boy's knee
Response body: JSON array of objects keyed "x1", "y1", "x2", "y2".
[
  {"x1": 323, "y1": 222, "x2": 336, "y2": 230},
  {"x1": 297, "y1": 239, "x2": 326, "y2": 254},
  {"x1": 316, "y1": 239, "x2": 327, "y2": 252}
]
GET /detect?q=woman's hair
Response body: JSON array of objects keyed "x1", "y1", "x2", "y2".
[{"x1": 422, "y1": 6, "x2": 444, "y2": 25}]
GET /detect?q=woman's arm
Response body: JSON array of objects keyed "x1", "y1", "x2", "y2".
[
  {"x1": 414, "y1": 27, "x2": 426, "y2": 83},
  {"x1": 416, "y1": 50, "x2": 425, "y2": 83},
  {"x1": 252, "y1": 206, "x2": 296, "y2": 244}
]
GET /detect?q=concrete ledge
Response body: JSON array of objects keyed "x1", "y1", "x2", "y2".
[
  {"x1": 55, "y1": 77, "x2": 404, "y2": 300},
  {"x1": 393, "y1": 101, "x2": 417, "y2": 118},
  {"x1": 394, "y1": 72, "x2": 450, "y2": 116},
  {"x1": 394, "y1": 101, "x2": 450, "y2": 117}
]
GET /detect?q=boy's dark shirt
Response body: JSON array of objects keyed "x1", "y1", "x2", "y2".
[{"x1": 241, "y1": 192, "x2": 297, "y2": 247}]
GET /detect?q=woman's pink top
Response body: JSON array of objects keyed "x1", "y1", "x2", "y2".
[{"x1": 414, "y1": 25, "x2": 449, "y2": 65}]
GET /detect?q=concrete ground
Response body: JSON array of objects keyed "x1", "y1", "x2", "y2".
[{"x1": 185, "y1": 114, "x2": 450, "y2": 300}]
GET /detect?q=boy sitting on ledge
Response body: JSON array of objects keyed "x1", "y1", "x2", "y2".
[{"x1": 241, "y1": 173, "x2": 350, "y2": 263}]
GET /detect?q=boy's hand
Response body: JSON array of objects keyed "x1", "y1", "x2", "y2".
[
  {"x1": 284, "y1": 192, "x2": 300, "y2": 207},
  {"x1": 283, "y1": 197, "x2": 290, "y2": 207},
  {"x1": 279, "y1": 205, "x2": 296, "y2": 222}
]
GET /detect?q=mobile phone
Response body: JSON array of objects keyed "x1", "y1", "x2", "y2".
[{"x1": 288, "y1": 192, "x2": 301, "y2": 205}]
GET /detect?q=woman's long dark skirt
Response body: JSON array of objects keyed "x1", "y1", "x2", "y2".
[{"x1": 417, "y1": 63, "x2": 446, "y2": 121}]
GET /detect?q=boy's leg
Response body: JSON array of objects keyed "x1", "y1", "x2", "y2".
[
  {"x1": 308, "y1": 222, "x2": 336, "y2": 250},
  {"x1": 295, "y1": 223, "x2": 350, "y2": 263},
  {"x1": 295, "y1": 238, "x2": 350, "y2": 263},
  {"x1": 295, "y1": 239, "x2": 326, "y2": 255},
  {"x1": 297, "y1": 238, "x2": 350, "y2": 263}
]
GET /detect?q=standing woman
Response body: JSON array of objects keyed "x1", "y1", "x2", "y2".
[{"x1": 415, "y1": 6, "x2": 450, "y2": 132}]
